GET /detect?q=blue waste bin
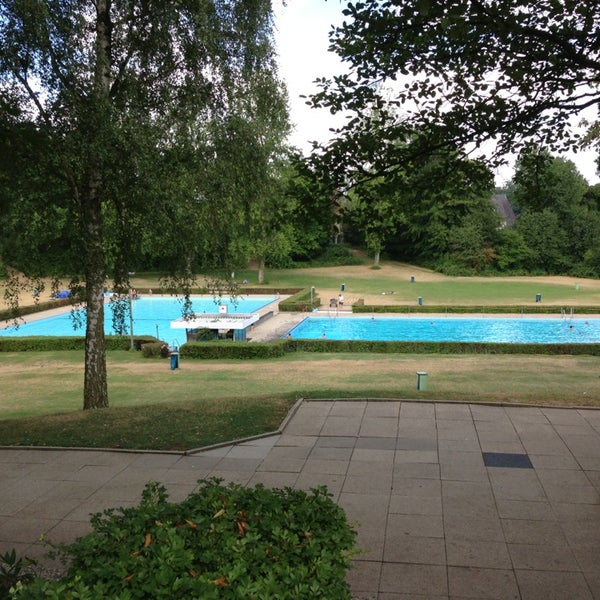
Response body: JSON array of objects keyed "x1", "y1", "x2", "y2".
[
  {"x1": 418, "y1": 296, "x2": 423, "y2": 306},
  {"x1": 170, "y1": 351, "x2": 179, "y2": 370},
  {"x1": 416, "y1": 371, "x2": 428, "y2": 391}
]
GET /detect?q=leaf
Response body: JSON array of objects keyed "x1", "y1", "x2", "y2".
[
  {"x1": 213, "y1": 508, "x2": 226, "y2": 519},
  {"x1": 237, "y1": 520, "x2": 247, "y2": 536},
  {"x1": 123, "y1": 573, "x2": 135, "y2": 582},
  {"x1": 212, "y1": 576, "x2": 228, "y2": 587},
  {"x1": 185, "y1": 519, "x2": 197, "y2": 529},
  {"x1": 144, "y1": 533, "x2": 152, "y2": 547}
]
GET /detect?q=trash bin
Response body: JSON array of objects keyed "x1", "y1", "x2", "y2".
[
  {"x1": 170, "y1": 351, "x2": 179, "y2": 370},
  {"x1": 535, "y1": 293, "x2": 542, "y2": 303},
  {"x1": 416, "y1": 371, "x2": 428, "y2": 391},
  {"x1": 418, "y1": 296, "x2": 423, "y2": 306},
  {"x1": 410, "y1": 276, "x2": 415, "y2": 283},
  {"x1": 341, "y1": 283, "x2": 346, "y2": 291}
]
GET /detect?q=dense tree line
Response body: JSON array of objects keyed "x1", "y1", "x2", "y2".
[{"x1": 300, "y1": 0, "x2": 600, "y2": 276}]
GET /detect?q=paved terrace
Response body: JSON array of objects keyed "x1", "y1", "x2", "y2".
[{"x1": 1, "y1": 400, "x2": 600, "y2": 599}]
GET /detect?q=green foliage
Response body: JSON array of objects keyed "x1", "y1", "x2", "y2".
[
  {"x1": 278, "y1": 288, "x2": 320, "y2": 312},
  {"x1": 293, "y1": 244, "x2": 364, "y2": 268},
  {"x1": 140, "y1": 342, "x2": 168, "y2": 358},
  {"x1": 15, "y1": 480, "x2": 356, "y2": 599},
  {"x1": 180, "y1": 341, "x2": 288, "y2": 360},
  {"x1": 313, "y1": 0, "x2": 600, "y2": 159},
  {"x1": 163, "y1": 335, "x2": 600, "y2": 359},
  {"x1": 283, "y1": 159, "x2": 342, "y2": 262},
  {"x1": 284, "y1": 339, "x2": 600, "y2": 357},
  {"x1": 353, "y1": 305, "x2": 600, "y2": 315},
  {"x1": 0, "y1": 299, "x2": 72, "y2": 323},
  {"x1": 0, "y1": 0, "x2": 287, "y2": 409},
  {"x1": 0, "y1": 548, "x2": 36, "y2": 597},
  {"x1": 307, "y1": 0, "x2": 600, "y2": 277},
  {"x1": 0, "y1": 336, "x2": 155, "y2": 353}
]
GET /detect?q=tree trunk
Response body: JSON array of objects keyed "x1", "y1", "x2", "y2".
[
  {"x1": 258, "y1": 257, "x2": 266, "y2": 284},
  {"x1": 82, "y1": 0, "x2": 111, "y2": 409},
  {"x1": 373, "y1": 249, "x2": 381, "y2": 267},
  {"x1": 83, "y1": 210, "x2": 108, "y2": 409},
  {"x1": 83, "y1": 189, "x2": 108, "y2": 410}
]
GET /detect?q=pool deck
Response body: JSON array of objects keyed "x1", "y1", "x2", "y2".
[{"x1": 1, "y1": 399, "x2": 600, "y2": 598}]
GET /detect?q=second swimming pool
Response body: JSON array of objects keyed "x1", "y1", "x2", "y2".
[{"x1": 287, "y1": 315, "x2": 600, "y2": 344}]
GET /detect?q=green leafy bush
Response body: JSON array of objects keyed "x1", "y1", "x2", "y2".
[
  {"x1": 295, "y1": 244, "x2": 363, "y2": 267},
  {"x1": 285, "y1": 339, "x2": 600, "y2": 356},
  {"x1": 140, "y1": 341, "x2": 168, "y2": 358},
  {"x1": 14, "y1": 480, "x2": 356, "y2": 599},
  {"x1": 180, "y1": 341, "x2": 288, "y2": 360},
  {"x1": 0, "y1": 336, "x2": 156, "y2": 352},
  {"x1": 353, "y1": 304, "x2": 600, "y2": 315},
  {"x1": 0, "y1": 298, "x2": 72, "y2": 322},
  {"x1": 0, "y1": 549, "x2": 36, "y2": 597},
  {"x1": 278, "y1": 288, "x2": 320, "y2": 312}
]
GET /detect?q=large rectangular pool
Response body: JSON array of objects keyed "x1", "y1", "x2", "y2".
[
  {"x1": 287, "y1": 315, "x2": 600, "y2": 344},
  {"x1": 0, "y1": 296, "x2": 278, "y2": 347}
]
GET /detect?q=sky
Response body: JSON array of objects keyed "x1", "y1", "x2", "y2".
[{"x1": 273, "y1": 0, "x2": 599, "y2": 186}]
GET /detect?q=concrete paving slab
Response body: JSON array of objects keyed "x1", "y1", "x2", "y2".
[{"x1": 2, "y1": 399, "x2": 600, "y2": 599}]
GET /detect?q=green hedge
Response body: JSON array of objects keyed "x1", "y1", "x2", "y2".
[
  {"x1": 181, "y1": 341, "x2": 289, "y2": 359},
  {"x1": 149, "y1": 286, "x2": 302, "y2": 296},
  {"x1": 278, "y1": 288, "x2": 320, "y2": 312},
  {"x1": 15, "y1": 479, "x2": 356, "y2": 599},
  {"x1": 178, "y1": 339, "x2": 600, "y2": 357},
  {"x1": 0, "y1": 298, "x2": 73, "y2": 321},
  {"x1": 0, "y1": 335, "x2": 157, "y2": 352},
  {"x1": 285, "y1": 339, "x2": 600, "y2": 355},
  {"x1": 353, "y1": 304, "x2": 600, "y2": 315}
]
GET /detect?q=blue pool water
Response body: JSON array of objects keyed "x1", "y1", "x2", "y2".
[
  {"x1": 0, "y1": 296, "x2": 277, "y2": 347},
  {"x1": 287, "y1": 316, "x2": 600, "y2": 344}
]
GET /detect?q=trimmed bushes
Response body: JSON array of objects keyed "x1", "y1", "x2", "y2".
[
  {"x1": 181, "y1": 341, "x2": 289, "y2": 360},
  {"x1": 14, "y1": 479, "x2": 356, "y2": 599},
  {"x1": 0, "y1": 336, "x2": 156, "y2": 352},
  {"x1": 286, "y1": 339, "x2": 600, "y2": 356},
  {"x1": 278, "y1": 288, "x2": 320, "y2": 312},
  {"x1": 179, "y1": 339, "x2": 600, "y2": 357},
  {"x1": 0, "y1": 298, "x2": 73, "y2": 322},
  {"x1": 353, "y1": 304, "x2": 600, "y2": 315}
]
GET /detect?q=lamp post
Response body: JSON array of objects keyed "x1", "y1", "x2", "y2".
[{"x1": 128, "y1": 294, "x2": 135, "y2": 350}]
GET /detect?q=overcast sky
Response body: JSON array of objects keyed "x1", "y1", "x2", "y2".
[{"x1": 273, "y1": 0, "x2": 599, "y2": 186}]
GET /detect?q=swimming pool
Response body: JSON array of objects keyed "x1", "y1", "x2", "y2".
[
  {"x1": 0, "y1": 296, "x2": 278, "y2": 347},
  {"x1": 287, "y1": 315, "x2": 600, "y2": 344}
]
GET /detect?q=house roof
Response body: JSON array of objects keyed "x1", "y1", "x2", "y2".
[{"x1": 491, "y1": 194, "x2": 516, "y2": 226}]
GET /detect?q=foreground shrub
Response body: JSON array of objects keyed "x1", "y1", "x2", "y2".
[{"x1": 14, "y1": 479, "x2": 356, "y2": 599}]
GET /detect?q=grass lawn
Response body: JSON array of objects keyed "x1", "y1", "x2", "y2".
[
  {"x1": 0, "y1": 349, "x2": 599, "y2": 450},
  {"x1": 1, "y1": 260, "x2": 600, "y2": 451}
]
